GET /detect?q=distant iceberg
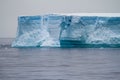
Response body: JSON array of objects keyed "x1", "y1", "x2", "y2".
[{"x1": 12, "y1": 13, "x2": 120, "y2": 48}]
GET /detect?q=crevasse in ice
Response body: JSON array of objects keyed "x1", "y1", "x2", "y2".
[{"x1": 12, "y1": 14, "x2": 120, "y2": 48}]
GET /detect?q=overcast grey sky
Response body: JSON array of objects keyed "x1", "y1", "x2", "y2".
[{"x1": 0, "y1": 0, "x2": 120, "y2": 38}]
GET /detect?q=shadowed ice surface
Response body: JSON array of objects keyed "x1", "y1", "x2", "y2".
[{"x1": 1, "y1": 38, "x2": 120, "y2": 80}]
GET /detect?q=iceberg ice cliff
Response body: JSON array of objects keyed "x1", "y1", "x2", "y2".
[{"x1": 12, "y1": 13, "x2": 120, "y2": 48}]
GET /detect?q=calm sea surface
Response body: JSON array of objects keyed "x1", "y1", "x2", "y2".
[{"x1": 0, "y1": 38, "x2": 120, "y2": 80}]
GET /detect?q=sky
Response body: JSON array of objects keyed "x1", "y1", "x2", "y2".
[{"x1": 0, "y1": 0, "x2": 120, "y2": 38}]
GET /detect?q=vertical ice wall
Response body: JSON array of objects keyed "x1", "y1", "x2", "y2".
[
  {"x1": 12, "y1": 14, "x2": 120, "y2": 48},
  {"x1": 12, "y1": 14, "x2": 63, "y2": 47}
]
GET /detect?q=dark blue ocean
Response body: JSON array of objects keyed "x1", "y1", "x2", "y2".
[{"x1": 0, "y1": 38, "x2": 120, "y2": 80}]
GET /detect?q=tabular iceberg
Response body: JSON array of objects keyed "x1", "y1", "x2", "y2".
[{"x1": 12, "y1": 13, "x2": 120, "y2": 48}]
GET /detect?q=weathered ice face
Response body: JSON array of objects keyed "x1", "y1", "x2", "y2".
[{"x1": 12, "y1": 14, "x2": 120, "y2": 48}]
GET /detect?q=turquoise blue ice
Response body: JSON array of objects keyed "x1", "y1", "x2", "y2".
[{"x1": 12, "y1": 14, "x2": 120, "y2": 48}]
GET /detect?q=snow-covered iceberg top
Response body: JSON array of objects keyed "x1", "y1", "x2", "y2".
[
  {"x1": 12, "y1": 13, "x2": 120, "y2": 48},
  {"x1": 53, "y1": 13, "x2": 120, "y2": 17}
]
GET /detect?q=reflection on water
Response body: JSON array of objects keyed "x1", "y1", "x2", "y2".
[{"x1": 0, "y1": 38, "x2": 120, "y2": 80}]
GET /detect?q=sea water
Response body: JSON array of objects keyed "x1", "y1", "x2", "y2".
[{"x1": 0, "y1": 38, "x2": 120, "y2": 80}]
